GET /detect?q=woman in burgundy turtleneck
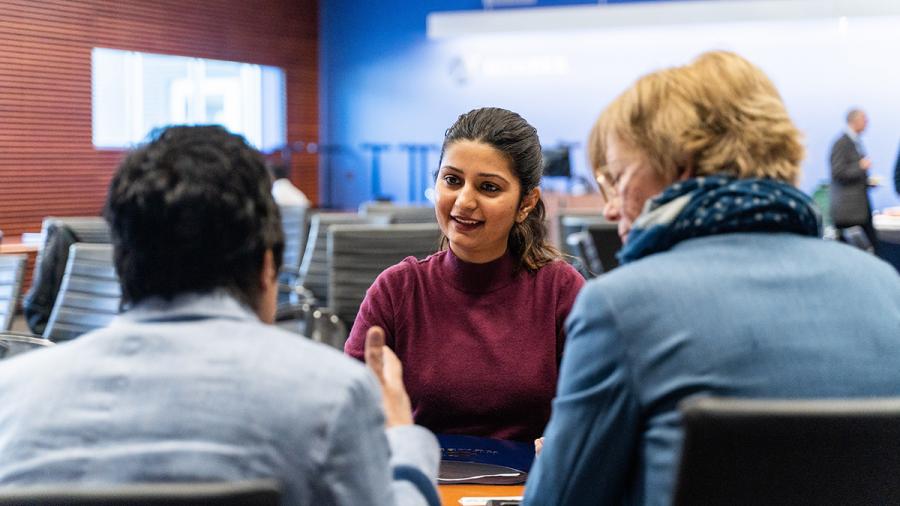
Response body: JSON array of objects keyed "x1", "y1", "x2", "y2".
[{"x1": 345, "y1": 107, "x2": 585, "y2": 442}]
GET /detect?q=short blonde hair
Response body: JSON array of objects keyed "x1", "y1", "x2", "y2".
[{"x1": 588, "y1": 51, "x2": 804, "y2": 185}]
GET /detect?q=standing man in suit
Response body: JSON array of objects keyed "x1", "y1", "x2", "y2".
[
  {"x1": 830, "y1": 108, "x2": 877, "y2": 248},
  {"x1": 893, "y1": 139, "x2": 899, "y2": 197}
]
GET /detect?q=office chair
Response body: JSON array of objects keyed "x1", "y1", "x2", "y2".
[
  {"x1": 23, "y1": 216, "x2": 111, "y2": 334},
  {"x1": 274, "y1": 213, "x2": 374, "y2": 332},
  {"x1": 0, "y1": 479, "x2": 281, "y2": 505},
  {"x1": 360, "y1": 203, "x2": 438, "y2": 224},
  {"x1": 296, "y1": 212, "x2": 385, "y2": 304},
  {"x1": 43, "y1": 243, "x2": 121, "y2": 342},
  {"x1": 0, "y1": 254, "x2": 26, "y2": 331},
  {"x1": 558, "y1": 213, "x2": 606, "y2": 248},
  {"x1": 0, "y1": 332, "x2": 54, "y2": 359},
  {"x1": 279, "y1": 204, "x2": 308, "y2": 275},
  {"x1": 559, "y1": 214, "x2": 621, "y2": 273},
  {"x1": 277, "y1": 204, "x2": 309, "y2": 306},
  {"x1": 322, "y1": 223, "x2": 440, "y2": 348},
  {"x1": 673, "y1": 396, "x2": 900, "y2": 506},
  {"x1": 39, "y1": 216, "x2": 111, "y2": 244},
  {"x1": 585, "y1": 222, "x2": 621, "y2": 272},
  {"x1": 565, "y1": 231, "x2": 603, "y2": 278}
]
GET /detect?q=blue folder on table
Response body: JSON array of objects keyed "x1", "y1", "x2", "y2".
[{"x1": 437, "y1": 434, "x2": 535, "y2": 485}]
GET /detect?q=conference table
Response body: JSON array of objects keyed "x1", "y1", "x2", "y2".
[{"x1": 439, "y1": 484, "x2": 525, "y2": 506}]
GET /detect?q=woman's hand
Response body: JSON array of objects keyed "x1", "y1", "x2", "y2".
[
  {"x1": 365, "y1": 326, "x2": 414, "y2": 427},
  {"x1": 534, "y1": 437, "x2": 545, "y2": 456}
]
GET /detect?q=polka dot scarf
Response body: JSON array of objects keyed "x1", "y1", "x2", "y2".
[{"x1": 618, "y1": 176, "x2": 822, "y2": 264}]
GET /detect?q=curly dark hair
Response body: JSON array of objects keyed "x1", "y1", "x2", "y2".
[
  {"x1": 104, "y1": 125, "x2": 284, "y2": 310},
  {"x1": 439, "y1": 107, "x2": 562, "y2": 271}
]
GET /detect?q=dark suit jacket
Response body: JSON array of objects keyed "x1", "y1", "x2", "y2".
[
  {"x1": 830, "y1": 133, "x2": 871, "y2": 226},
  {"x1": 894, "y1": 140, "x2": 899, "y2": 196}
]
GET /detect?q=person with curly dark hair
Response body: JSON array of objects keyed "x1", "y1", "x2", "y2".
[
  {"x1": 345, "y1": 108, "x2": 585, "y2": 443},
  {"x1": 0, "y1": 125, "x2": 441, "y2": 506}
]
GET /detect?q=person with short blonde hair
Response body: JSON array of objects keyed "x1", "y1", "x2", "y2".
[
  {"x1": 588, "y1": 51, "x2": 804, "y2": 187},
  {"x1": 524, "y1": 51, "x2": 900, "y2": 505}
]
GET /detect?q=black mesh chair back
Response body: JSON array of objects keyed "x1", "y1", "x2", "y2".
[
  {"x1": 586, "y1": 222, "x2": 621, "y2": 272},
  {"x1": 0, "y1": 254, "x2": 26, "y2": 331},
  {"x1": 43, "y1": 243, "x2": 121, "y2": 342},
  {"x1": 0, "y1": 332, "x2": 53, "y2": 360},
  {"x1": 557, "y1": 213, "x2": 606, "y2": 249},
  {"x1": 673, "y1": 396, "x2": 900, "y2": 506},
  {"x1": 298, "y1": 212, "x2": 379, "y2": 303},
  {"x1": 565, "y1": 231, "x2": 603, "y2": 278},
  {"x1": 327, "y1": 223, "x2": 440, "y2": 336},
  {"x1": 0, "y1": 479, "x2": 281, "y2": 505},
  {"x1": 559, "y1": 214, "x2": 621, "y2": 273}
]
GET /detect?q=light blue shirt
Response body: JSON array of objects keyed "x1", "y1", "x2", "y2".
[{"x1": 0, "y1": 292, "x2": 439, "y2": 506}]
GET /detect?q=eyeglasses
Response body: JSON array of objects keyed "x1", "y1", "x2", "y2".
[
  {"x1": 595, "y1": 170, "x2": 620, "y2": 203},
  {"x1": 596, "y1": 158, "x2": 658, "y2": 203}
]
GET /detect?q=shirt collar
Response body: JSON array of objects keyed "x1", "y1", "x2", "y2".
[
  {"x1": 111, "y1": 291, "x2": 258, "y2": 326},
  {"x1": 845, "y1": 127, "x2": 860, "y2": 142},
  {"x1": 439, "y1": 247, "x2": 520, "y2": 294}
]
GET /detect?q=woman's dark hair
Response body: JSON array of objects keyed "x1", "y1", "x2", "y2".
[
  {"x1": 439, "y1": 107, "x2": 562, "y2": 271},
  {"x1": 104, "y1": 125, "x2": 284, "y2": 310}
]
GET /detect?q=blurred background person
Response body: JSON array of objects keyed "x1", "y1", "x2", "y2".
[
  {"x1": 268, "y1": 155, "x2": 310, "y2": 208},
  {"x1": 830, "y1": 108, "x2": 877, "y2": 248},
  {"x1": 894, "y1": 139, "x2": 900, "y2": 197},
  {"x1": 345, "y1": 107, "x2": 585, "y2": 442},
  {"x1": 524, "y1": 51, "x2": 900, "y2": 505},
  {"x1": 0, "y1": 126, "x2": 439, "y2": 506}
]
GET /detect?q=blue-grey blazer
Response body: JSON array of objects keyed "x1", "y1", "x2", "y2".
[{"x1": 525, "y1": 232, "x2": 900, "y2": 506}]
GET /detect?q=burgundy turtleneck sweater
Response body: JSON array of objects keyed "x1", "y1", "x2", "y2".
[{"x1": 345, "y1": 249, "x2": 584, "y2": 442}]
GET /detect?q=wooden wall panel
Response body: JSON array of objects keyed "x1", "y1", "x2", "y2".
[{"x1": 0, "y1": 0, "x2": 319, "y2": 238}]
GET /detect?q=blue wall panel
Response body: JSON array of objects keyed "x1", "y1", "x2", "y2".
[{"x1": 320, "y1": 1, "x2": 900, "y2": 212}]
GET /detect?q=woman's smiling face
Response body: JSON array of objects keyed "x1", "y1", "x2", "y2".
[{"x1": 435, "y1": 140, "x2": 525, "y2": 263}]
